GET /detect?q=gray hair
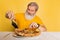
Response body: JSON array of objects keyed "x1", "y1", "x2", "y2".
[{"x1": 27, "y1": 2, "x2": 39, "y2": 11}]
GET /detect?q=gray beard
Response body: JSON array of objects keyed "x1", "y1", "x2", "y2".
[{"x1": 25, "y1": 12, "x2": 36, "y2": 20}]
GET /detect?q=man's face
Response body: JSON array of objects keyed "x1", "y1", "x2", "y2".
[{"x1": 27, "y1": 6, "x2": 36, "y2": 15}]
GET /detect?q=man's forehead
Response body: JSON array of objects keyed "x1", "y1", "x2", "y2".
[{"x1": 28, "y1": 6, "x2": 36, "y2": 8}]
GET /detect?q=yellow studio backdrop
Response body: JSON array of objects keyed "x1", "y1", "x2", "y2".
[{"x1": 0, "y1": 0, "x2": 60, "y2": 32}]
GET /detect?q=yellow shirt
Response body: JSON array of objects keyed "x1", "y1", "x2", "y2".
[{"x1": 15, "y1": 13, "x2": 43, "y2": 30}]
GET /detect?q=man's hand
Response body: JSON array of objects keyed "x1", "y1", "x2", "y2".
[
  {"x1": 5, "y1": 10, "x2": 15, "y2": 20},
  {"x1": 39, "y1": 25, "x2": 47, "y2": 32},
  {"x1": 30, "y1": 22, "x2": 47, "y2": 32},
  {"x1": 30, "y1": 22, "x2": 39, "y2": 28}
]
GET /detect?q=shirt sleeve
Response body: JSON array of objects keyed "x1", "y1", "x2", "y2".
[{"x1": 36, "y1": 16, "x2": 44, "y2": 25}]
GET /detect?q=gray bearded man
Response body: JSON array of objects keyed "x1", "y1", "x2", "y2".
[{"x1": 6, "y1": 2, "x2": 47, "y2": 37}]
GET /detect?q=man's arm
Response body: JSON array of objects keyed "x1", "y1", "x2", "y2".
[
  {"x1": 29, "y1": 22, "x2": 47, "y2": 32},
  {"x1": 39, "y1": 24, "x2": 47, "y2": 32},
  {"x1": 5, "y1": 11, "x2": 18, "y2": 28}
]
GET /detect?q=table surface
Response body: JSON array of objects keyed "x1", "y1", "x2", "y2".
[{"x1": 0, "y1": 32, "x2": 60, "y2": 40}]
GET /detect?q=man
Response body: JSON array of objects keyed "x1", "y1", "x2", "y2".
[{"x1": 6, "y1": 2, "x2": 47, "y2": 36}]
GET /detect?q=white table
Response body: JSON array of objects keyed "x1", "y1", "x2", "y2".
[{"x1": 0, "y1": 32, "x2": 60, "y2": 40}]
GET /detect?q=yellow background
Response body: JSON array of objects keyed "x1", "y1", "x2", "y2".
[{"x1": 0, "y1": 0, "x2": 60, "y2": 32}]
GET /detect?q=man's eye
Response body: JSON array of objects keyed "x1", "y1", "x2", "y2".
[{"x1": 28, "y1": 9, "x2": 30, "y2": 11}]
